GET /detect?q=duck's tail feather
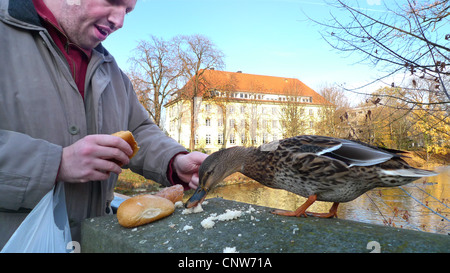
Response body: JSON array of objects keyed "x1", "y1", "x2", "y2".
[{"x1": 381, "y1": 168, "x2": 437, "y2": 177}]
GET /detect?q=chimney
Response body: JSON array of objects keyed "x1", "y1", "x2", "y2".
[{"x1": 237, "y1": 71, "x2": 242, "y2": 73}]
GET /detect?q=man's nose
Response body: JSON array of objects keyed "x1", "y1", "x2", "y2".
[{"x1": 108, "y1": 8, "x2": 125, "y2": 31}]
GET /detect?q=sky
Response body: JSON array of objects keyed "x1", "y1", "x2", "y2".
[{"x1": 103, "y1": 0, "x2": 390, "y2": 102}]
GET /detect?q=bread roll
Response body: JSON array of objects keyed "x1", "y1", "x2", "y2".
[
  {"x1": 154, "y1": 184, "x2": 184, "y2": 203},
  {"x1": 117, "y1": 195, "x2": 175, "y2": 228},
  {"x1": 111, "y1": 130, "x2": 139, "y2": 159}
]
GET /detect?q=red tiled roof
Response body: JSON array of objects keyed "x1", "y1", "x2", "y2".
[{"x1": 176, "y1": 69, "x2": 331, "y2": 105}]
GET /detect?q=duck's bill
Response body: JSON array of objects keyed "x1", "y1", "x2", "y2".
[{"x1": 185, "y1": 187, "x2": 208, "y2": 208}]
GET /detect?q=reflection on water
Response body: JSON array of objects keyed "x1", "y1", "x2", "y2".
[{"x1": 191, "y1": 166, "x2": 450, "y2": 235}]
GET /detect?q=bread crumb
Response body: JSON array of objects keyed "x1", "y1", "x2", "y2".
[
  {"x1": 223, "y1": 247, "x2": 239, "y2": 253},
  {"x1": 246, "y1": 206, "x2": 256, "y2": 213},
  {"x1": 182, "y1": 225, "x2": 193, "y2": 231},
  {"x1": 200, "y1": 217, "x2": 216, "y2": 229},
  {"x1": 217, "y1": 209, "x2": 242, "y2": 221},
  {"x1": 182, "y1": 203, "x2": 204, "y2": 214},
  {"x1": 200, "y1": 210, "x2": 242, "y2": 229},
  {"x1": 174, "y1": 201, "x2": 184, "y2": 208}
]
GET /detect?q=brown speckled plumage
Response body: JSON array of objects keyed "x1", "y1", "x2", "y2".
[{"x1": 186, "y1": 135, "x2": 437, "y2": 217}]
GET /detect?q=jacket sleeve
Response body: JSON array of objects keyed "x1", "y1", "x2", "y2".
[
  {"x1": 121, "y1": 73, "x2": 188, "y2": 187},
  {"x1": 0, "y1": 130, "x2": 62, "y2": 210}
]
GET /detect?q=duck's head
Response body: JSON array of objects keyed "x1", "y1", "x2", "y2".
[{"x1": 185, "y1": 147, "x2": 248, "y2": 208}]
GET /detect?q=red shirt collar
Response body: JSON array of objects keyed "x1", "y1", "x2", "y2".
[{"x1": 32, "y1": 0, "x2": 59, "y2": 29}]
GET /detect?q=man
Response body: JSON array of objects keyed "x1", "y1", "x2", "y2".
[{"x1": 0, "y1": 0, "x2": 207, "y2": 249}]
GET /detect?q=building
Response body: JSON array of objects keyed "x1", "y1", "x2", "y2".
[{"x1": 164, "y1": 69, "x2": 332, "y2": 153}]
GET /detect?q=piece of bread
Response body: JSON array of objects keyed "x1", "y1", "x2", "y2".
[
  {"x1": 117, "y1": 195, "x2": 175, "y2": 228},
  {"x1": 111, "y1": 130, "x2": 139, "y2": 159},
  {"x1": 154, "y1": 184, "x2": 184, "y2": 203}
]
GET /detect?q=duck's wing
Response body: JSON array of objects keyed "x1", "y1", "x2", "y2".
[
  {"x1": 276, "y1": 135, "x2": 343, "y2": 154},
  {"x1": 279, "y1": 136, "x2": 395, "y2": 167},
  {"x1": 324, "y1": 138, "x2": 395, "y2": 167}
]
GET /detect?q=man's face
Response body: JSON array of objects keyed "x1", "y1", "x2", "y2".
[{"x1": 58, "y1": 0, "x2": 137, "y2": 50}]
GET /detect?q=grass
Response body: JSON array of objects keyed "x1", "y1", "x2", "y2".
[{"x1": 115, "y1": 169, "x2": 161, "y2": 196}]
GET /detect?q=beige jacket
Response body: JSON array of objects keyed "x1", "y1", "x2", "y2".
[{"x1": 0, "y1": 0, "x2": 187, "y2": 248}]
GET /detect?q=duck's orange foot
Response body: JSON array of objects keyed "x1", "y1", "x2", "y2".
[
  {"x1": 306, "y1": 202, "x2": 339, "y2": 218},
  {"x1": 305, "y1": 211, "x2": 337, "y2": 218},
  {"x1": 272, "y1": 200, "x2": 340, "y2": 219},
  {"x1": 271, "y1": 209, "x2": 307, "y2": 217},
  {"x1": 271, "y1": 195, "x2": 317, "y2": 217}
]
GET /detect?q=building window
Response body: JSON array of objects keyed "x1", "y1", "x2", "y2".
[
  {"x1": 205, "y1": 118, "x2": 211, "y2": 126},
  {"x1": 205, "y1": 104, "x2": 211, "y2": 112},
  {"x1": 272, "y1": 120, "x2": 278, "y2": 129},
  {"x1": 241, "y1": 133, "x2": 246, "y2": 144},
  {"x1": 206, "y1": 134, "x2": 211, "y2": 144},
  {"x1": 309, "y1": 121, "x2": 314, "y2": 128},
  {"x1": 252, "y1": 136, "x2": 258, "y2": 145},
  {"x1": 309, "y1": 109, "x2": 314, "y2": 116},
  {"x1": 240, "y1": 105, "x2": 246, "y2": 113},
  {"x1": 230, "y1": 119, "x2": 235, "y2": 128},
  {"x1": 218, "y1": 133, "x2": 223, "y2": 145},
  {"x1": 195, "y1": 134, "x2": 199, "y2": 145},
  {"x1": 218, "y1": 117, "x2": 223, "y2": 127},
  {"x1": 229, "y1": 134, "x2": 235, "y2": 144}
]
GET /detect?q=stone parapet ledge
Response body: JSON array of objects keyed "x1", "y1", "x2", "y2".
[{"x1": 81, "y1": 198, "x2": 450, "y2": 253}]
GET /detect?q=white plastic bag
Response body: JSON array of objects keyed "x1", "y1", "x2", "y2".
[{"x1": 1, "y1": 182, "x2": 72, "y2": 253}]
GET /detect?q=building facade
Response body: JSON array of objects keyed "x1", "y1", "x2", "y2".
[{"x1": 164, "y1": 70, "x2": 332, "y2": 153}]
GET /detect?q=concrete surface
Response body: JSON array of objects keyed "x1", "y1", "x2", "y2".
[{"x1": 81, "y1": 198, "x2": 450, "y2": 253}]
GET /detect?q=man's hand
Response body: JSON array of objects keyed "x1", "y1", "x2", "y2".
[
  {"x1": 57, "y1": 135, "x2": 133, "y2": 183},
  {"x1": 172, "y1": 152, "x2": 208, "y2": 189}
]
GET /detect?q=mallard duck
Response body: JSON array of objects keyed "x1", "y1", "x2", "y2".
[{"x1": 185, "y1": 135, "x2": 437, "y2": 218}]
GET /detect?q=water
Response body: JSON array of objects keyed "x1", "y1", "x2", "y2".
[{"x1": 193, "y1": 166, "x2": 450, "y2": 235}]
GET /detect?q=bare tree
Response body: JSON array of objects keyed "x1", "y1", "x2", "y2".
[
  {"x1": 316, "y1": 85, "x2": 350, "y2": 138},
  {"x1": 279, "y1": 81, "x2": 308, "y2": 138},
  {"x1": 128, "y1": 36, "x2": 183, "y2": 127},
  {"x1": 308, "y1": 0, "x2": 449, "y2": 104},
  {"x1": 203, "y1": 73, "x2": 237, "y2": 149},
  {"x1": 175, "y1": 34, "x2": 225, "y2": 150}
]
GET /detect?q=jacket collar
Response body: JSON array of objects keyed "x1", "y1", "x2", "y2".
[{"x1": 8, "y1": 0, "x2": 41, "y2": 27}]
